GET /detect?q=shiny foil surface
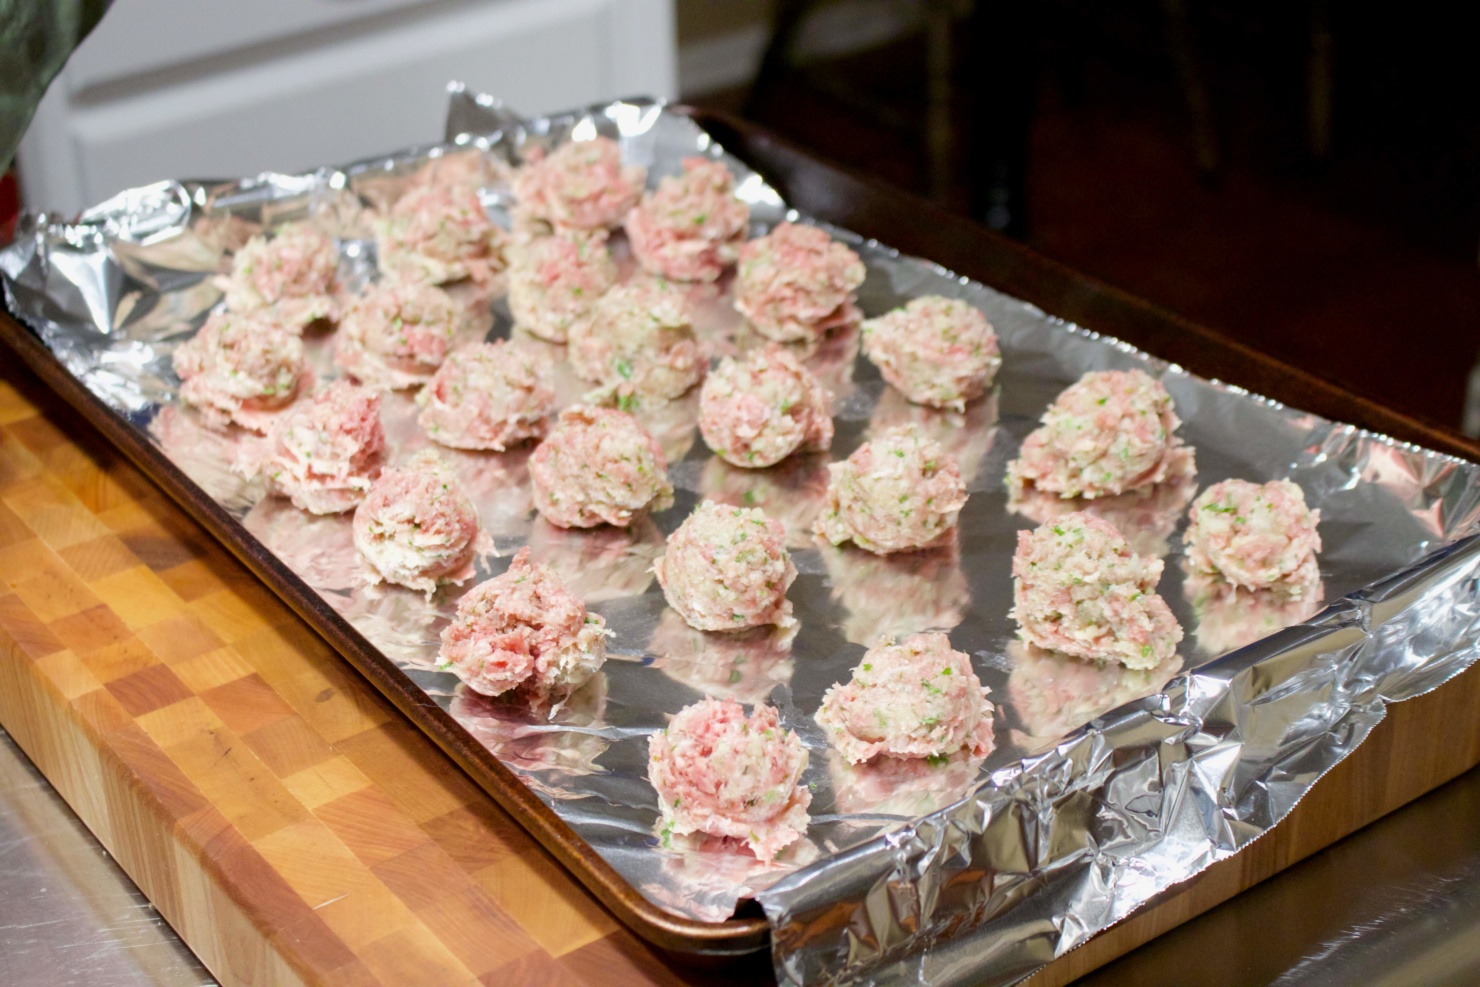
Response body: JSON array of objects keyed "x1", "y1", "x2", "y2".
[{"x1": 6, "y1": 91, "x2": 1480, "y2": 986}]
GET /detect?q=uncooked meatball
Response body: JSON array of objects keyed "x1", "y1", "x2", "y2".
[
  {"x1": 1007, "y1": 369, "x2": 1194, "y2": 500},
  {"x1": 655, "y1": 501, "x2": 797, "y2": 632},
  {"x1": 568, "y1": 279, "x2": 706, "y2": 402},
  {"x1": 814, "y1": 426, "x2": 967, "y2": 554},
  {"x1": 1185, "y1": 479, "x2": 1321, "y2": 593},
  {"x1": 528, "y1": 406, "x2": 674, "y2": 528},
  {"x1": 626, "y1": 157, "x2": 750, "y2": 282},
  {"x1": 375, "y1": 183, "x2": 508, "y2": 287},
  {"x1": 1011, "y1": 512, "x2": 1183, "y2": 669},
  {"x1": 221, "y1": 221, "x2": 343, "y2": 329},
  {"x1": 512, "y1": 136, "x2": 646, "y2": 233},
  {"x1": 253, "y1": 379, "x2": 384, "y2": 514},
  {"x1": 335, "y1": 280, "x2": 462, "y2": 390},
  {"x1": 506, "y1": 229, "x2": 617, "y2": 343},
  {"x1": 173, "y1": 310, "x2": 307, "y2": 432},
  {"x1": 733, "y1": 222, "x2": 865, "y2": 344},
  {"x1": 417, "y1": 340, "x2": 556, "y2": 451},
  {"x1": 699, "y1": 343, "x2": 833, "y2": 468},
  {"x1": 353, "y1": 451, "x2": 481, "y2": 597},
  {"x1": 648, "y1": 697, "x2": 810, "y2": 862},
  {"x1": 861, "y1": 295, "x2": 1001, "y2": 411},
  {"x1": 437, "y1": 547, "x2": 608, "y2": 705},
  {"x1": 815, "y1": 632, "x2": 994, "y2": 764}
]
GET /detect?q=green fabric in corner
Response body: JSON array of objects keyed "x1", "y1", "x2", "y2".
[{"x1": 0, "y1": 0, "x2": 114, "y2": 170}]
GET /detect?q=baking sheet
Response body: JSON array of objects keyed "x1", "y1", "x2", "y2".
[{"x1": 6, "y1": 90, "x2": 1480, "y2": 986}]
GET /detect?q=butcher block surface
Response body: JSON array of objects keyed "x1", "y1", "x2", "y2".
[
  {"x1": 5, "y1": 321, "x2": 1480, "y2": 986},
  {"x1": 0, "y1": 360, "x2": 768, "y2": 986}
]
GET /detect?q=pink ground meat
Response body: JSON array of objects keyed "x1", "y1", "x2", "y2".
[
  {"x1": 568, "y1": 279, "x2": 706, "y2": 402},
  {"x1": 352, "y1": 451, "x2": 481, "y2": 597},
  {"x1": 417, "y1": 340, "x2": 555, "y2": 451},
  {"x1": 866, "y1": 386, "x2": 1000, "y2": 487},
  {"x1": 815, "y1": 632, "x2": 994, "y2": 764},
  {"x1": 221, "y1": 221, "x2": 343, "y2": 329},
  {"x1": 512, "y1": 136, "x2": 646, "y2": 233},
  {"x1": 506, "y1": 229, "x2": 617, "y2": 343},
  {"x1": 699, "y1": 454, "x2": 831, "y2": 548},
  {"x1": 1185, "y1": 479, "x2": 1322, "y2": 592},
  {"x1": 437, "y1": 546, "x2": 608, "y2": 705},
  {"x1": 733, "y1": 223, "x2": 866, "y2": 344},
  {"x1": 626, "y1": 157, "x2": 750, "y2": 282},
  {"x1": 655, "y1": 501, "x2": 797, "y2": 632},
  {"x1": 861, "y1": 295, "x2": 1002, "y2": 411},
  {"x1": 1007, "y1": 369, "x2": 1194, "y2": 500},
  {"x1": 375, "y1": 183, "x2": 508, "y2": 288},
  {"x1": 335, "y1": 280, "x2": 462, "y2": 390},
  {"x1": 699, "y1": 343, "x2": 833, "y2": 468},
  {"x1": 1011, "y1": 512, "x2": 1183, "y2": 669},
  {"x1": 648, "y1": 697, "x2": 811, "y2": 862},
  {"x1": 528, "y1": 405, "x2": 674, "y2": 528},
  {"x1": 1184, "y1": 566, "x2": 1324, "y2": 655},
  {"x1": 173, "y1": 310, "x2": 307, "y2": 432},
  {"x1": 252, "y1": 380, "x2": 384, "y2": 514},
  {"x1": 1007, "y1": 469, "x2": 1197, "y2": 559},
  {"x1": 814, "y1": 425, "x2": 968, "y2": 554}
]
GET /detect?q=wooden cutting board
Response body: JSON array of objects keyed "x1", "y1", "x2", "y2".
[{"x1": 4, "y1": 349, "x2": 1480, "y2": 987}]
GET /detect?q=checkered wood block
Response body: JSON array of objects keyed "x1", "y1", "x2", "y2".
[{"x1": 0, "y1": 370, "x2": 768, "y2": 987}]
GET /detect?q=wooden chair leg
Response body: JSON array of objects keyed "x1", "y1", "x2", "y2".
[
  {"x1": 745, "y1": 0, "x2": 821, "y2": 118},
  {"x1": 1308, "y1": 0, "x2": 1334, "y2": 161},
  {"x1": 1160, "y1": 0, "x2": 1220, "y2": 180}
]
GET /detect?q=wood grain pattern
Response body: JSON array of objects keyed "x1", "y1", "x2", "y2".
[{"x1": 0, "y1": 364, "x2": 769, "y2": 986}]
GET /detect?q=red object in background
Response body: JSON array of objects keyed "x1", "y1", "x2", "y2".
[{"x1": 1, "y1": 170, "x2": 18, "y2": 244}]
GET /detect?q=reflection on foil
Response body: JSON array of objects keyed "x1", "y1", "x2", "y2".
[
  {"x1": 867, "y1": 386, "x2": 1001, "y2": 487},
  {"x1": 818, "y1": 535, "x2": 969, "y2": 646},
  {"x1": 698, "y1": 453, "x2": 831, "y2": 548},
  {"x1": 1005, "y1": 641, "x2": 1181, "y2": 746},
  {"x1": 1008, "y1": 470, "x2": 1198, "y2": 558},
  {"x1": 649, "y1": 609, "x2": 795, "y2": 704},
  {"x1": 827, "y1": 748, "x2": 985, "y2": 819},
  {"x1": 7, "y1": 92, "x2": 1480, "y2": 987},
  {"x1": 1184, "y1": 566, "x2": 1326, "y2": 656}
]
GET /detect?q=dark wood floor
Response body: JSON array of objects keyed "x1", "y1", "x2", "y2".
[{"x1": 696, "y1": 4, "x2": 1480, "y2": 431}]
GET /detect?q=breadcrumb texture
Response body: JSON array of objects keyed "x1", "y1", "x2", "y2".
[{"x1": 648, "y1": 697, "x2": 811, "y2": 862}]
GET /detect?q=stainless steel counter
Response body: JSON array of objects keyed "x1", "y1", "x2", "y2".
[{"x1": 0, "y1": 727, "x2": 214, "y2": 987}]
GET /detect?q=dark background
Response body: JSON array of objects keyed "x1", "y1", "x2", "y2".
[{"x1": 697, "y1": 1, "x2": 1480, "y2": 432}]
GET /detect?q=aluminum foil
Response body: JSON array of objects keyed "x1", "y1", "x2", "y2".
[{"x1": 6, "y1": 90, "x2": 1480, "y2": 987}]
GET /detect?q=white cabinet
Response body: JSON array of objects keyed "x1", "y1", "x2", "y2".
[{"x1": 19, "y1": 0, "x2": 676, "y2": 216}]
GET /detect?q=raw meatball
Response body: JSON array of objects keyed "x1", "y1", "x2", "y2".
[
  {"x1": 815, "y1": 632, "x2": 994, "y2": 764},
  {"x1": 417, "y1": 340, "x2": 555, "y2": 451},
  {"x1": 814, "y1": 426, "x2": 967, "y2": 554},
  {"x1": 1185, "y1": 479, "x2": 1322, "y2": 592},
  {"x1": 353, "y1": 451, "x2": 481, "y2": 597},
  {"x1": 861, "y1": 295, "x2": 1001, "y2": 411},
  {"x1": 1011, "y1": 512, "x2": 1183, "y2": 669},
  {"x1": 507, "y1": 229, "x2": 617, "y2": 342},
  {"x1": 1007, "y1": 469, "x2": 1197, "y2": 559},
  {"x1": 569, "y1": 279, "x2": 706, "y2": 402},
  {"x1": 699, "y1": 343, "x2": 833, "y2": 468},
  {"x1": 253, "y1": 380, "x2": 384, "y2": 514},
  {"x1": 626, "y1": 157, "x2": 750, "y2": 282},
  {"x1": 528, "y1": 406, "x2": 674, "y2": 528},
  {"x1": 1185, "y1": 566, "x2": 1324, "y2": 656},
  {"x1": 437, "y1": 547, "x2": 608, "y2": 704},
  {"x1": 734, "y1": 222, "x2": 866, "y2": 344},
  {"x1": 648, "y1": 697, "x2": 811, "y2": 862},
  {"x1": 173, "y1": 310, "x2": 307, "y2": 432},
  {"x1": 221, "y1": 222, "x2": 343, "y2": 329},
  {"x1": 375, "y1": 183, "x2": 508, "y2": 287},
  {"x1": 699, "y1": 453, "x2": 831, "y2": 548},
  {"x1": 335, "y1": 280, "x2": 462, "y2": 390},
  {"x1": 655, "y1": 501, "x2": 797, "y2": 632},
  {"x1": 867, "y1": 385, "x2": 1000, "y2": 486},
  {"x1": 1008, "y1": 369, "x2": 1194, "y2": 500},
  {"x1": 513, "y1": 136, "x2": 646, "y2": 233}
]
